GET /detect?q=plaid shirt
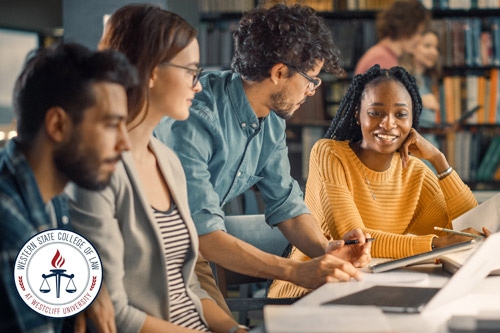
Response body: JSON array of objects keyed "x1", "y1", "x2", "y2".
[{"x1": 0, "y1": 139, "x2": 69, "y2": 333}]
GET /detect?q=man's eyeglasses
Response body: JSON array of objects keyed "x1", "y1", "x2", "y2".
[
  {"x1": 160, "y1": 63, "x2": 203, "y2": 88},
  {"x1": 297, "y1": 71, "x2": 322, "y2": 92}
]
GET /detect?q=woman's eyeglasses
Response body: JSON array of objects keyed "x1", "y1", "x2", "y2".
[{"x1": 160, "y1": 63, "x2": 203, "y2": 88}]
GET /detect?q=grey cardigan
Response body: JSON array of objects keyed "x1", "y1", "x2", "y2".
[{"x1": 65, "y1": 137, "x2": 210, "y2": 332}]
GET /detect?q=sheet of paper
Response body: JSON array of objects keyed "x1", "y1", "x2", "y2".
[
  {"x1": 264, "y1": 305, "x2": 392, "y2": 333},
  {"x1": 440, "y1": 242, "x2": 500, "y2": 275},
  {"x1": 441, "y1": 248, "x2": 474, "y2": 263},
  {"x1": 452, "y1": 193, "x2": 500, "y2": 232},
  {"x1": 362, "y1": 270, "x2": 429, "y2": 285}
]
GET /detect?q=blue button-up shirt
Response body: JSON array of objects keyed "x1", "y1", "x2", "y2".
[
  {"x1": 0, "y1": 139, "x2": 69, "y2": 333},
  {"x1": 154, "y1": 70, "x2": 309, "y2": 235}
]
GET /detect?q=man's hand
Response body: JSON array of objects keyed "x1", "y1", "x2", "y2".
[
  {"x1": 74, "y1": 283, "x2": 116, "y2": 333},
  {"x1": 289, "y1": 253, "x2": 363, "y2": 290},
  {"x1": 326, "y1": 229, "x2": 372, "y2": 268}
]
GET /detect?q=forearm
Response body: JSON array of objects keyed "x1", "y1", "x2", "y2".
[
  {"x1": 438, "y1": 172, "x2": 478, "y2": 218},
  {"x1": 199, "y1": 230, "x2": 295, "y2": 281},
  {"x1": 201, "y1": 299, "x2": 244, "y2": 333},
  {"x1": 140, "y1": 315, "x2": 198, "y2": 333},
  {"x1": 427, "y1": 150, "x2": 450, "y2": 174},
  {"x1": 277, "y1": 214, "x2": 329, "y2": 258}
]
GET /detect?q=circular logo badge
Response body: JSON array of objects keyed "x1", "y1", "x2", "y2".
[{"x1": 14, "y1": 229, "x2": 103, "y2": 318}]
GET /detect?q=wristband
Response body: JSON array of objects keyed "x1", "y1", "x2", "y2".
[
  {"x1": 437, "y1": 166, "x2": 453, "y2": 180},
  {"x1": 229, "y1": 324, "x2": 250, "y2": 333}
]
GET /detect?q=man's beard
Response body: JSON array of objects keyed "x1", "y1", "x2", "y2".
[
  {"x1": 54, "y1": 131, "x2": 115, "y2": 191},
  {"x1": 269, "y1": 87, "x2": 301, "y2": 120}
]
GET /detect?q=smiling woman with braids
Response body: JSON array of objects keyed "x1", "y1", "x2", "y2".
[{"x1": 268, "y1": 65, "x2": 490, "y2": 299}]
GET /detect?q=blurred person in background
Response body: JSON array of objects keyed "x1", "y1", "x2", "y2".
[{"x1": 355, "y1": 0, "x2": 431, "y2": 75}]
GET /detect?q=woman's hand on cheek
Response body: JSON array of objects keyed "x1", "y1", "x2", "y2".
[
  {"x1": 399, "y1": 130, "x2": 417, "y2": 168},
  {"x1": 399, "y1": 129, "x2": 438, "y2": 168}
]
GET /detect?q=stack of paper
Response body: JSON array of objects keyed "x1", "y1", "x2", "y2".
[{"x1": 264, "y1": 305, "x2": 393, "y2": 333}]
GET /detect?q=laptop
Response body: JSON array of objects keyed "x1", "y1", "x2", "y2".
[{"x1": 323, "y1": 232, "x2": 500, "y2": 313}]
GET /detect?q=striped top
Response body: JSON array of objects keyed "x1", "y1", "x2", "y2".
[{"x1": 152, "y1": 205, "x2": 208, "y2": 331}]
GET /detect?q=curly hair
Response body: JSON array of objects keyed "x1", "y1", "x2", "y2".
[
  {"x1": 231, "y1": 3, "x2": 342, "y2": 81},
  {"x1": 376, "y1": 0, "x2": 430, "y2": 40},
  {"x1": 325, "y1": 65, "x2": 422, "y2": 142}
]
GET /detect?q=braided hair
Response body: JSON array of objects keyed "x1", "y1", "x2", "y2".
[{"x1": 325, "y1": 65, "x2": 423, "y2": 142}]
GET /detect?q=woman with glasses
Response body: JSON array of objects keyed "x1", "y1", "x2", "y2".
[{"x1": 65, "y1": 4, "x2": 247, "y2": 333}]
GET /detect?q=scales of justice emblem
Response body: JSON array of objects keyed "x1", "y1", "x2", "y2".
[
  {"x1": 15, "y1": 229, "x2": 103, "y2": 318},
  {"x1": 39, "y1": 249, "x2": 77, "y2": 298}
]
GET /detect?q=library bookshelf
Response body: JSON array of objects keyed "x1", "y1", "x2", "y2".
[{"x1": 198, "y1": 0, "x2": 500, "y2": 190}]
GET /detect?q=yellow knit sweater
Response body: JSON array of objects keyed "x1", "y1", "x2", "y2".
[{"x1": 268, "y1": 139, "x2": 477, "y2": 298}]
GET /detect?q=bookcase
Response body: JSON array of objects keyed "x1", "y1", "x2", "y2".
[{"x1": 197, "y1": 0, "x2": 500, "y2": 190}]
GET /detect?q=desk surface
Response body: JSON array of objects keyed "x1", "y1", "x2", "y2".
[{"x1": 289, "y1": 264, "x2": 500, "y2": 333}]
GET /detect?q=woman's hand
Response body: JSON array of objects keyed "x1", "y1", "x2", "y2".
[
  {"x1": 433, "y1": 227, "x2": 490, "y2": 249},
  {"x1": 399, "y1": 128, "x2": 449, "y2": 172}
]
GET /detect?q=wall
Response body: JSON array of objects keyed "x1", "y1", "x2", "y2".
[
  {"x1": 63, "y1": 0, "x2": 199, "y2": 50},
  {"x1": 0, "y1": 0, "x2": 62, "y2": 34}
]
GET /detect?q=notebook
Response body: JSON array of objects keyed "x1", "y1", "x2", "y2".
[{"x1": 323, "y1": 232, "x2": 500, "y2": 313}]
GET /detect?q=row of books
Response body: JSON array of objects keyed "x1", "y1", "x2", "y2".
[
  {"x1": 197, "y1": 0, "x2": 338, "y2": 13},
  {"x1": 197, "y1": 0, "x2": 254, "y2": 13},
  {"x1": 198, "y1": 16, "x2": 500, "y2": 70},
  {"x1": 197, "y1": 18, "x2": 377, "y2": 68},
  {"x1": 197, "y1": 0, "x2": 500, "y2": 13},
  {"x1": 269, "y1": 0, "x2": 335, "y2": 11},
  {"x1": 197, "y1": 0, "x2": 396, "y2": 12},
  {"x1": 445, "y1": 132, "x2": 500, "y2": 182},
  {"x1": 441, "y1": 71, "x2": 500, "y2": 125},
  {"x1": 342, "y1": 0, "x2": 396, "y2": 10},
  {"x1": 327, "y1": 19, "x2": 377, "y2": 70},
  {"x1": 423, "y1": 0, "x2": 500, "y2": 9},
  {"x1": 198, "y1": 20, "x2": 238, "y2": 68},
  {"x1": 431, "y1": 17, "x2": 500, "y2": 68}
]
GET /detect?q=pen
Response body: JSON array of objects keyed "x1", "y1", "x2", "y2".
[
  {"x1": 434, "y1": 227, "x2": 484, "y2": 239},
  {"x1": 344, "y1": 238, "x2": 375, "y2": 245}
]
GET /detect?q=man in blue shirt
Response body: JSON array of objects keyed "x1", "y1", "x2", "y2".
[
  {"x1": 155, "y1": 4, "x2": 372, "y2": 310},
  {"x1": 0, "y1": 43, "x2": 137, "y2": 332}
]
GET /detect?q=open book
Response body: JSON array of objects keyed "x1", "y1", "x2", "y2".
[
  {"x1": 440, "y1": 247, "x2": 500, "y2": 276},
  {"x1": 368, "y1": 240, "x2": 476, "y2": 273},
  {"x1": 440, "y1": 193, "x2": 500, "y2": 275}
]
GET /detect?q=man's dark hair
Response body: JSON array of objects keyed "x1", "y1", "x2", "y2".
[
  {"x1": 231, "y1": 3, "x2": 343, "y2": 81},
  {"x1": 13, "y1": 42, "x2": 138, "y2": 145},
  {"x1": 325, "y1": 65, "x2": 422, "y2": 142}
]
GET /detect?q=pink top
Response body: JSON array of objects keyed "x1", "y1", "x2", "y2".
[{"x1": 354, "y1": 44, "x2": 399, "y2": 75}]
